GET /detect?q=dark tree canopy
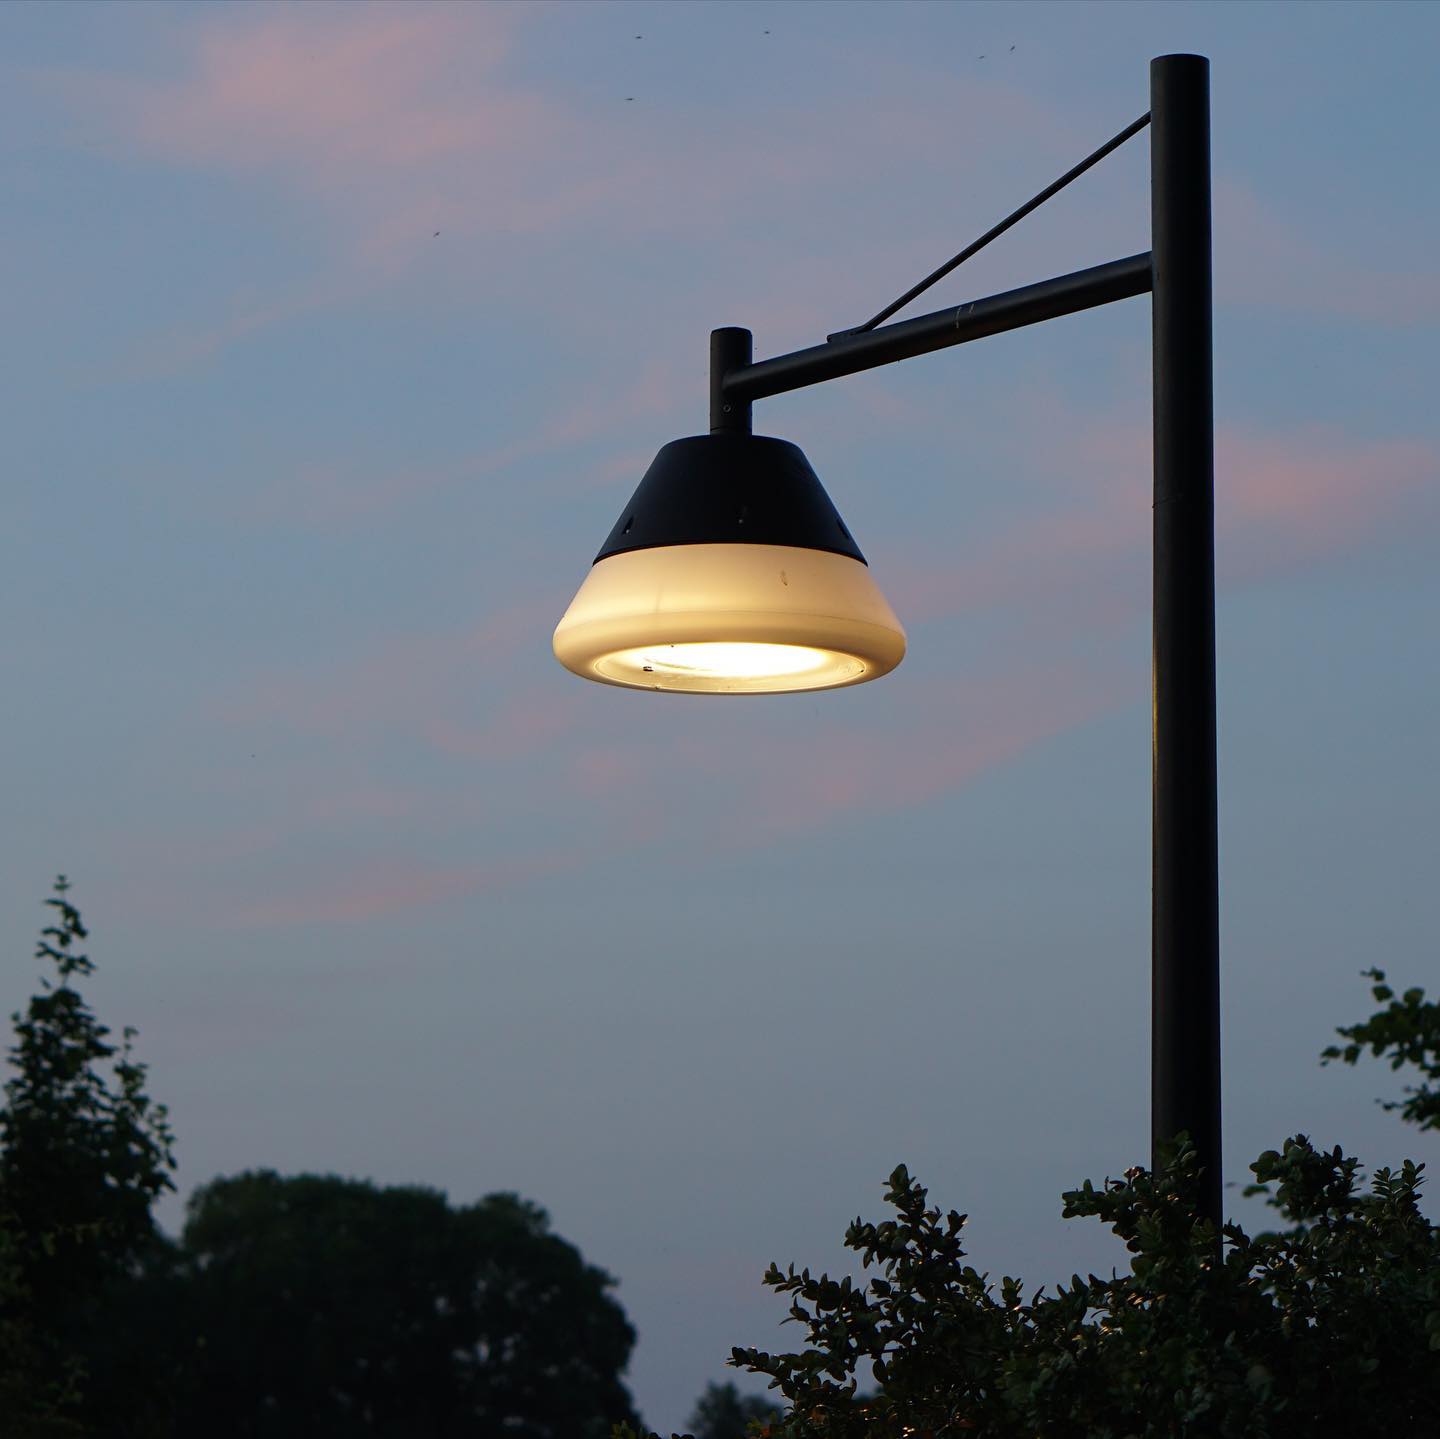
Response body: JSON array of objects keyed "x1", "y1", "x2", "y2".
[
  {"x1": 0, "y1": 877, "x2": 176, "y2": 1435},
  {"x1": 169, "y1": 1170, "x2": 642, "y2": 1438},
  {"x1": 685, "y1": 1381, "x2": 779, "y2": 1439},
  {"x1": 0, "y1": 1201, "x2": 86, "y2": 1436}
]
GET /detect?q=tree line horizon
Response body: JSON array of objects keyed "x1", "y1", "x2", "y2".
[{"x1": 2, "y1": 876, "x2": 1437, "y2": 1437}]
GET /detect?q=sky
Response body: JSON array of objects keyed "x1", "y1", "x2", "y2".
[{"x1": 2, "y1": 0, "x2": 1439, "y2": 1430}]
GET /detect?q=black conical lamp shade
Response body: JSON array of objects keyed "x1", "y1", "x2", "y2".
[{"x1": 553, "y1": 434, "x2": 906, "y2": 693}]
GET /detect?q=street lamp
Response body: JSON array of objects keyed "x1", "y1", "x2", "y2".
[
  {"x1": 554, "y1": 55, "x2": 1221, "y2": 1231},
  {"x1": 551, "y1": 433, "x2": 907, "y2": 694}
]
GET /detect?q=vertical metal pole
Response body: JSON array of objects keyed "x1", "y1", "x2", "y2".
[
  {"x1": 710, "y1": 327, "x2": 753, "y2": 434},
  {"x1": 1150, "y1": 54, "x2": 1221, "y2": 1234}
]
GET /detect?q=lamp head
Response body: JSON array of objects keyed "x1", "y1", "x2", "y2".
[{"x1": 553, "y1": 434, "x2": 905, "y2": 694}]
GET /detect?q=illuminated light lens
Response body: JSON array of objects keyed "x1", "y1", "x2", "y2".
[
  {"x1": 593, "y1": 641, "x2": 866, "y2": 693},
  {"x1": 627, "y1": 642, "x2": 829, "y2": 679}
]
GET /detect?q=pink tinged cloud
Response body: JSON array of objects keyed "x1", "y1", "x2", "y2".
[
  {"x1": 884, "y1": 420, "x2": 1437, "y2": 634},
  {"x1": 235, "y1": 846, "x2": 592, "y2": 928},
  {"x1": 1214, "y1": 178, "x2": 1440, "y2": 327},
  {"x1": 111, "y1": 279, "x2": 360, "y2": 384},
  {"x1": 195, "y1": 413, "x2": 1433, "y2": 927},
  {"x1": 224, "y1": 418, "x2": 1430, "y2": 818},
  {"x1": 44, "y1": 2, "x2": 585, "y2": 382},
  {"x1": 727, "y1": 666, "x2": 1120, "y2": 839},
  {"x1": 421, "y1": 693, "x2": 580, "y2": 762},
  {"x1": 1216, "y1": 428, "x2": 1437, "y2": 582},
  {"x1": 93, "y1": 8, "x2": 538, "y2": 177},
  {"x1": 234, "y1": 434, "x2": 544, "y2": 531},
  {"x1": 718, "y1": 425, "x2": 1435, "y2": 838},
  {"x1": 215, "y1": 596, "x2": 569, "y2": 749},
  {"x1": 560, "y1": 659, "x2": 1124, "y2": 854},
  {"x1": 46, "y1": 4, "x2": 661, "y2": 256},
  {"x1": 51, "y1": 4, "x2": 1432, "y2": 399},
  {"x1": 49, "y1": 2, "x2": 1073, "y2": 329}
]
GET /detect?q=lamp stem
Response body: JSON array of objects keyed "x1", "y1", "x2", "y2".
[
  {"x1": 710, "y1": 327, "x2": 753, "y2": 434},
  {"x1": 1150, "y1": 53, "x2": 1221, "y2": 1236}
]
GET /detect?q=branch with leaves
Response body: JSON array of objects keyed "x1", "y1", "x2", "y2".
[{"x1": 1322, "y1": 967, "x2": 1440, "y2": 1130}]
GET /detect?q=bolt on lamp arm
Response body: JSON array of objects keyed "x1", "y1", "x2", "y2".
[{"x1": 710, "y1": 327, "x2": 752, "y2": 435}]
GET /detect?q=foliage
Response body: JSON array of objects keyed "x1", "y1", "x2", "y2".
[
  {"x1": 618, "y1": 964, "x2": 1440, "y2": 1439},
  {"x1": 0, "y1": 1201, "x2": 86, "y2": 1436},
  {"x1": 684, "y1": 1380, "x2": 780, "y2": 1439},
  {"x1": 1322, "y1": 966, "x2": 1440, "y2": 1130},
  {"x1": 166, "y1": 1170, "x2": 642, "y2": 1438},
  {"x1": 617, "y1": 1136, "x2": 1440, "y2": 1439},
  {"x1": 721, "y1": 1138, "x2": 1440, "y2": 1437},
  {"x1": 0, "y1": 877, "x2": 176, "y2": 1435}
]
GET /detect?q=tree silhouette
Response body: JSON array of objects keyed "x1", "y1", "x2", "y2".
[
  {"x1": 0, "y1": 876, "x2": 176, "y2": 1434},
  {"x1": 685, "y1": 1381, "x2": 779, "y2": 1439},
  {"x1": 170, "y1": 1171, "x2": 642, "y2": 1437}
]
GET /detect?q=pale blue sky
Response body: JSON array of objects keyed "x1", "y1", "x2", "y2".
[{"x1": 3, "y1": 1, "x2": 1439, "y2": 1430}]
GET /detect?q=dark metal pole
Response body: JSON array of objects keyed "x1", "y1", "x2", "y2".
[
  {"x1": 1150, "y1": 54, "x2": 1221, "y2": 1234},
  {"x1": 710, "y1": 327, "x2": 753, "y2": 433},
  {"x1": 724, "y1": 254, "x2": 1150, "y2": 406}
]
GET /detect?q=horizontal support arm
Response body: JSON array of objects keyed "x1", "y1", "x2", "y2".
[{"x1": 723, "y1": 252, "x2": 1153, "y2": 404}]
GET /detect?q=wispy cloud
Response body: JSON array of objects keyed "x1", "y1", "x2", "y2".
[
  {"x1": 564, "y1": 661, "x2": 1124, "y2": 848},
  {"x1": 1217, "y1": 426, "x2": 1437, "y2": 580},
  {"x1": 214, "y1": 596, "x2": 566, "y2": 747},
  {"x1": 99, "y1": 275, "x2": 360, "y2": 385},
  {"x1": 884, "y1": 416, "x2": 1438, "y2": 636},
  {"x1": 1215, "y1": 177, "x2": 1440, "y2": 326},
  {"x1": 180, "y1": 656, "x2": 1121, "y2": 929},
  {"x1": 51, "y1": 8, "x2": 1436, "y2": 930},
  {"x1": 45, "y1": 6, "x2": 1064, "y2": 374},
  {"x1": 234, "y1": 846, "x2": 592, "y2": 927},
  {"x1": 42, "y1": 5, "x2": 1435, "y2": 403},
  {"x1": 66, "y1": 7, "x2": 537, "y2": 195},
  {"x1": 191, "y1": 409, "x2": 1435, "y2": 927},
  {"x1": 221, "y1": 355, "x2": 700, "y2": 532}
]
